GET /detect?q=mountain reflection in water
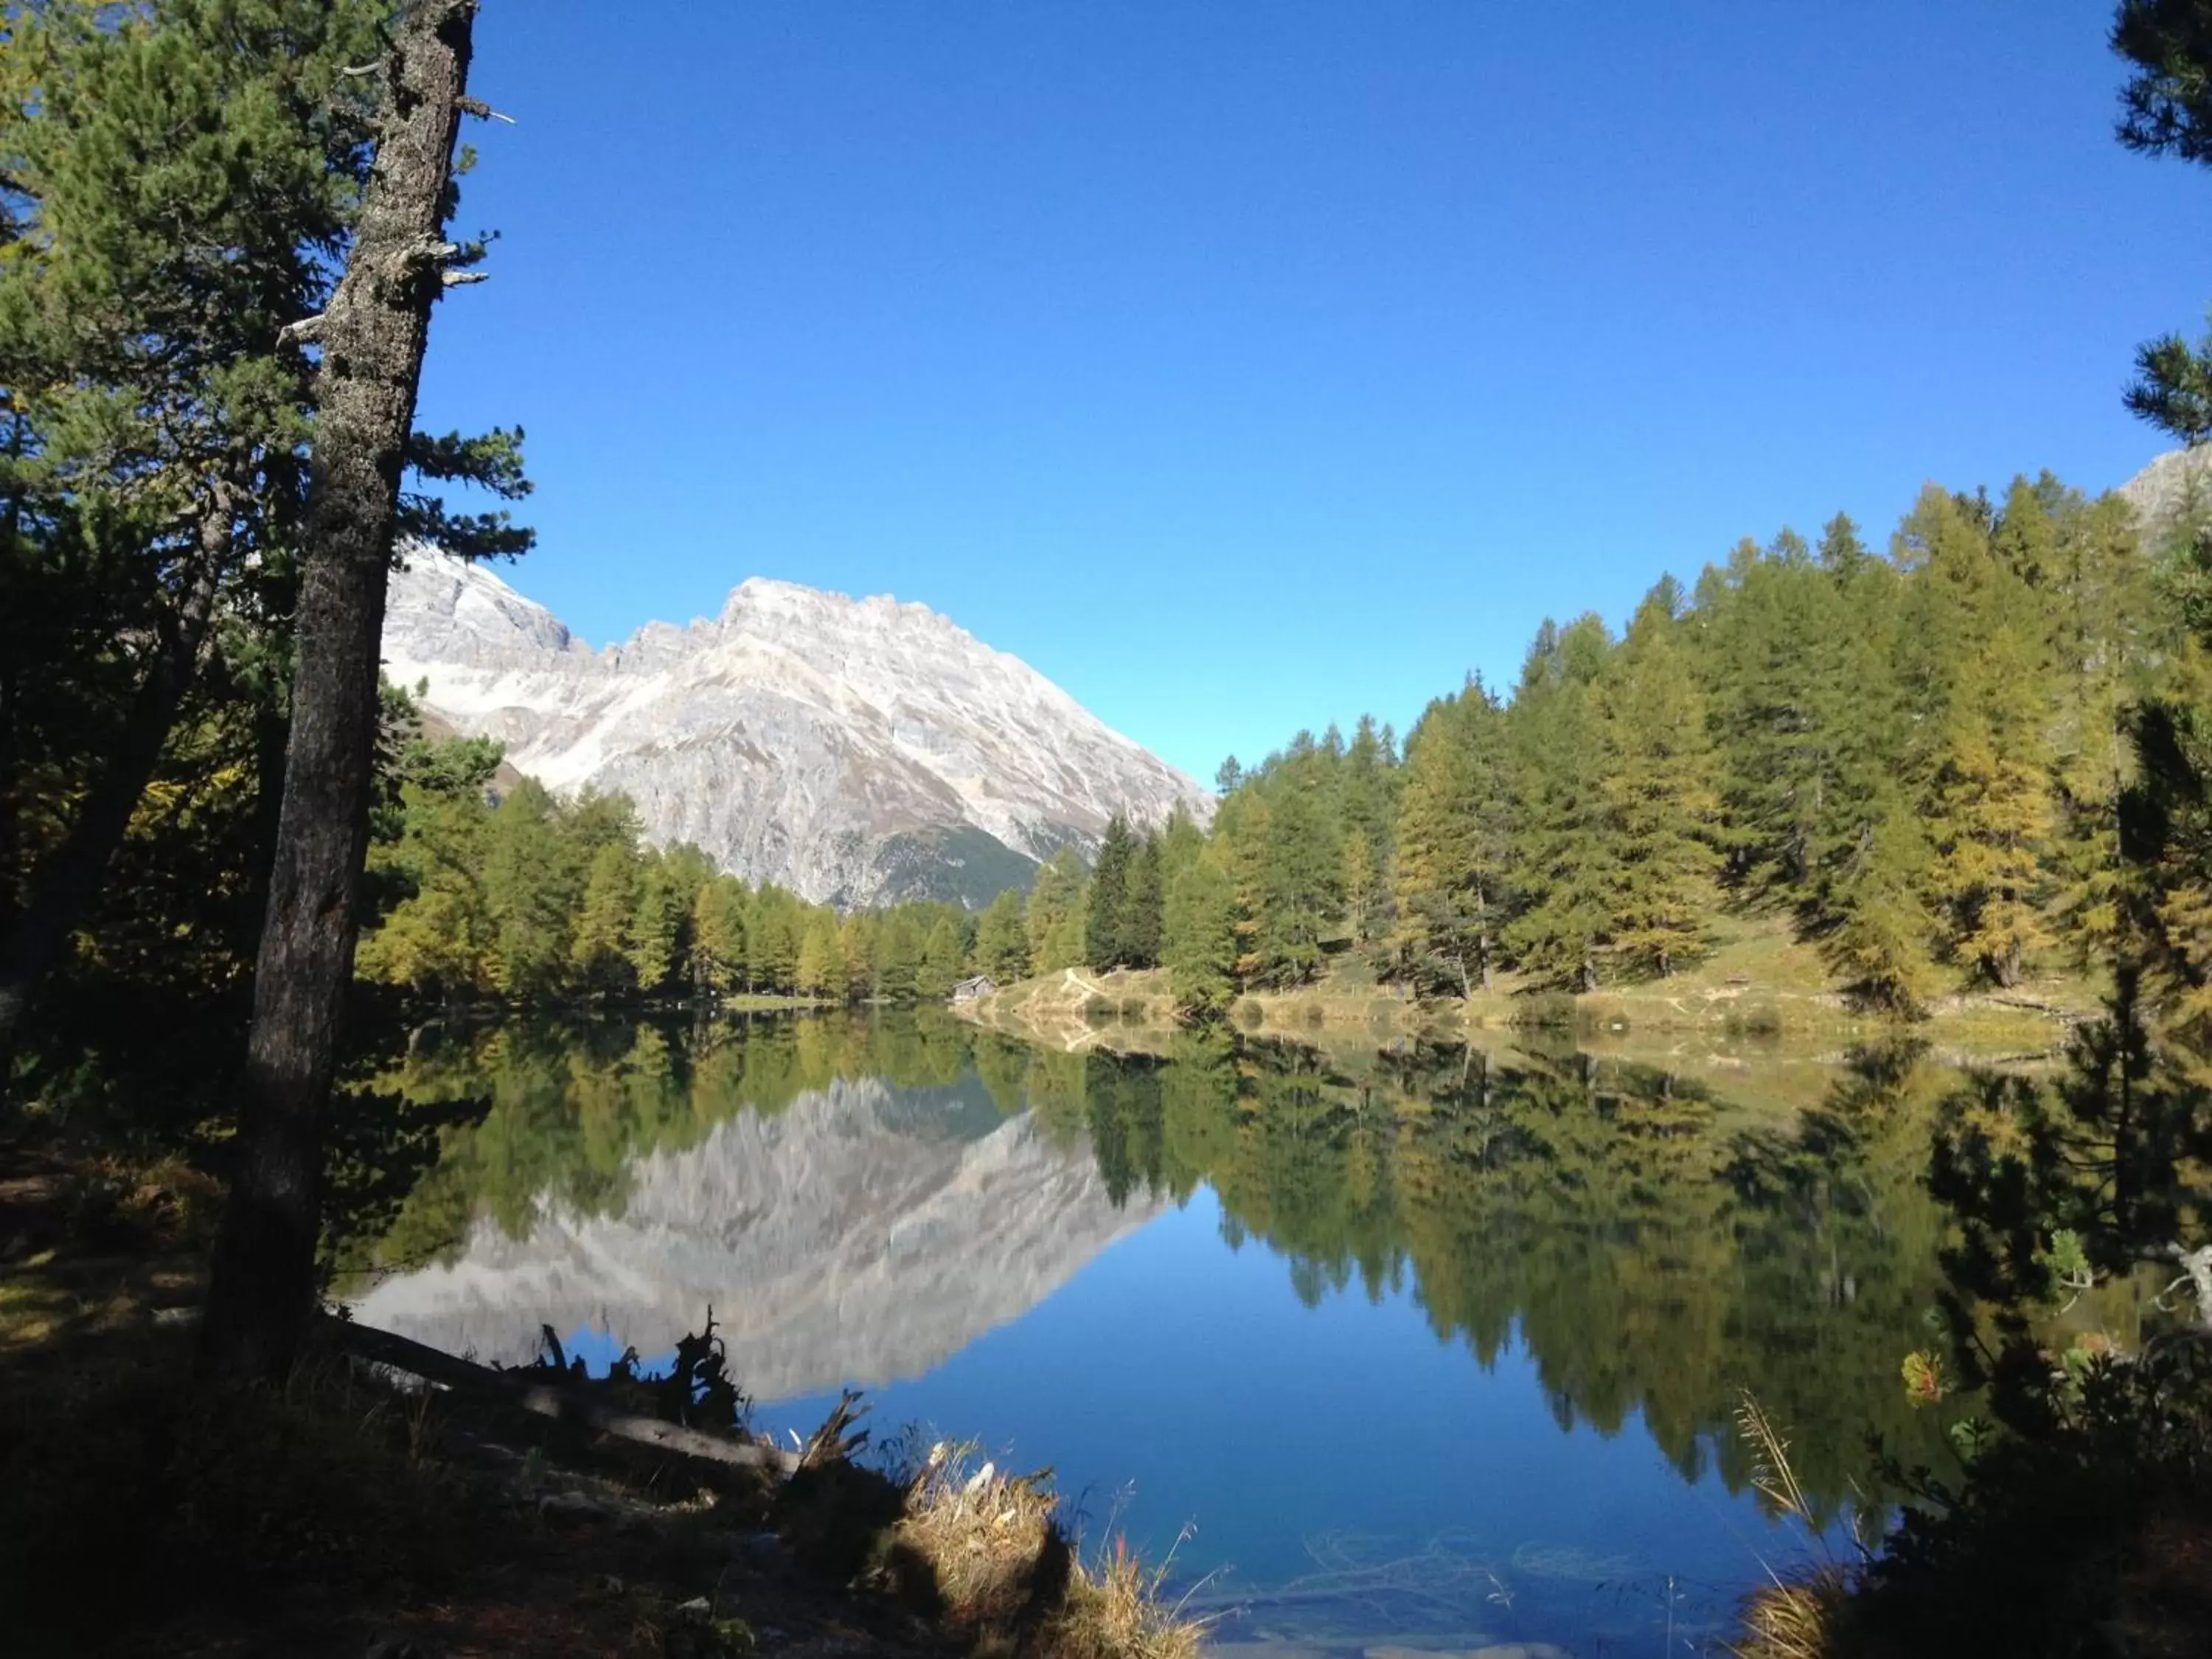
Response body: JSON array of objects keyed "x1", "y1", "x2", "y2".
[{"x1": 338, "y1": 1011, "x2": 1981, "y2": 1655}]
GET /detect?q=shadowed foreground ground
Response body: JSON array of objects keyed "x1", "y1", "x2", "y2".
[{"x1": 0, "y1": 1139, "x2": 1196, "y2": 1659}]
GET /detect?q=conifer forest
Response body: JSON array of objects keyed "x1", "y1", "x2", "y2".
[{"x1": 10, "y1": 4, "x2": 2212, "y2": 1659}]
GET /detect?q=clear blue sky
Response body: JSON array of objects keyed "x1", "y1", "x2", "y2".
[{"x1": 415, "y1": 1, "x2": 2210, "y2": 784}]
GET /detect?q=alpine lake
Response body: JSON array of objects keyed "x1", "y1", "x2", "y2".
[{"x1": 333, "y1": 1007, "x2": 2022, "y2": 1659}]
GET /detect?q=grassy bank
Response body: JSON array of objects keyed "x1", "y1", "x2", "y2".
[
  {"x1": 0, "y1": 1141, "x2": 1203, "y2": 1659},
  {"x1": 957, "y1": 916, "x2": 2096, "y2": 1062}
]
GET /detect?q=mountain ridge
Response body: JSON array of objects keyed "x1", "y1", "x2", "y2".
[{"x1": 381, "y1": 548, "x2": 1212, "y2": 908}]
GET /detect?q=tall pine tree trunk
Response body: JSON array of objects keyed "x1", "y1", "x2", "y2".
[
  {"x1": 0, "y1": 413, "x2": 25, "y2": 949},
  {"x1": 0, "y1": 491, "x2": 237, "y2": 1064},
  {"x1": 201, "y1": 0, "x2": 476, "y2": 1382}
]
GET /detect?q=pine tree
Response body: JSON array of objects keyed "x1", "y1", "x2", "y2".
[
  {"x1": 355, "y1": 737, "x2": 499, "y2": 999},
  {"x1": 747, "y1": 886, "x2": 803, "y2": 994},
  {"x1": 1159, "y1": 801, "x2": 1206, "y2": 888},
  {"x1": 692, "y1": 876, "x2": 749, "y2": 994},
  {"x1": 1027, "y1": 846, "x2": 1088, "y2": 973},
  {"x1": 479, "y1": 781, "x2": 574, "y2": 998},
  {"x1": 840, "y1": 912, "x2": 876, "y2": 997},
  {"x1": 1217, "y1": 789, "x2": 1273, "y2": 987},
  {"x1": 1391, "y1": 679, "x2": 1512, "y2": 994},
  {"x1": 1338, "y1": 714, "x2": 1397, "y2": 897},
  {"x1": 1600, "y1": 585, "x2": 1722, "y2": 977},
  {"x1": 973, "y1": 887, "x2": 1032, "y2": 981},
  {"x1": 1701, "y1": 533, "x2": 1849, "y2": 900},
  {"x1": 1085, "y1": 815, "x2": 1137, "y2": 968},
  {"x1": 1164, "y1": 847, "x2": 1237, "y2": 1013},
  {"x1": 573, "y1": 841, "x2": 640, "y2": 994},
  {"x1": 796, "y1": 911, "x2": 846, "y2": 999},
  {"x1": 1792, "y1": 540, "x2": 1944, "y2": 1009},
  {"x1": 2042, "y1": 490, "x2": 2160, "y2": 965},
  {"x1": 918, "y1": 916, "x2": 964, "y2": 1000},
  {"x1": 1927, "y1": 681, "x2": 2053, "y2": 987},
  {"x1": 0, "y1": 0, "x2": 400, "y2": 1053},
  {"x1": 629, "y1": 845, "x2": 710, "y2": 995},
  {"x1": 874, "y1": 908, "x2": 922, "y2": 1003},
  {"x1": 1251, "y1": 751, "x2": 1340, "y2": 985},
  {"x1": 1818, "y1": 511, "x2": 1873, "y2": 580},
  {"x1": 205, "y1": 0, "x2": 493, "y2": 1379},
  {"x1": 1340, "y1": 835, "x2": 1381, "y2": 947},
  {"x1": 1119, "y1": 833, "x2": 1165, "y2": 968},
  {"x1": 1912, "y1": 484, "x2": 2058, "y2": 985},
  {"x1": 1504, "y1": 616, "x2": 1617, "y2": 990}
]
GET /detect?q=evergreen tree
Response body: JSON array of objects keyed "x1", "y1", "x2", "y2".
[
  {"x1": 1164, "y1": 847, "x2": 1238, "y2": 1014},
  {"x1": 918, "y1": 915, "x2": 964, "y2": 1000},
  {"x1": 746, "y1": 886, "x2": 803, "y2": 994},
  {"x1": 1700, "y1": 532, "x2": 1849, "y2": 898},
  {"x1": 873, "y1": 908, "x2": 922, "y2": 1003},
  {"x1": 692, "y1": 876, "x2": 749, "y2": 994},
  {"x1": 1600, "y1": 585, "x2": 1722, "y2": 977},
  {"x1": 1503, "y1": 616, "x2": 1618, "y2": 990},
  {"x1": 479, "y1": 782, "x2": 576, "y2": 998},
  {"x1": 1341, "y1": 834, "x2": 1382, "y2": 948},
  {"x1": 1085, "y1": 815, "x2": 1138, "y2": 969},
  {"x1": 1912, "y1": 484, "x2": 2058, "y2": 985},
  {"x1": 572, "y1": 841, "x2": 640, "y2": 994},
  {"x1": 1027, "y1": 846, "x2": 1088, "y2": 973},
  {"x1": 1119, "y1": 833, "x2": 1165, "y2": 968},
  {"x1": 1217, "y1": 789, "x2": 1273, "y2": 987},
  {"x1": 839, "y1": 911, "x2": 876, "y2": 998},
  {"x1": 355, "y1": 734, "x2": 500, "y2": 999},
  {"x1": 1391, "y1": 679, "x2": 1513, "y2": 994},
  {"x1": 973, "y1": 887, "x2": 1031, "y2": 981},
  {"x1": 1158, "y1": 800, "x2": 1207, "y2": 892},
  {"x1": 0, "y1": 0, "x2": 401, "y2": 1051},
  {"x1": 1338, "y1": 713, "x2": 1397, "y2": 912},
  {"x1": 796, "y1": 911, "x2": 846, "y2": 999},
  {"x1": 2039, "y1": 489, "x2": 2159, "y2": 966},
  {"x1": 1248, "y1": 745, "x2": 1341, "y2": 985},
  {"x1": 204, "y1": 0, "x2": 502, "y2": 1381},
  {"x1": 629, "y1": 845, "x2": 711, "y2": 995}
]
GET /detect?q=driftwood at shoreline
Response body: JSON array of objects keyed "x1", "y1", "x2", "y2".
[{"x1": 327, "y1": 1316, "x2": 802, "y2": 1476}]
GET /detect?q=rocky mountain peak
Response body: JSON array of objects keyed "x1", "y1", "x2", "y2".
[{"x1": 380, "y1": 546, "x2": 1211, "y2": 908}]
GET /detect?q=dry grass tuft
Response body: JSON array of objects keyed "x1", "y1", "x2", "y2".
[
  {"x1": 897, "y1": 1441, "x2": 1204, "y2": 1659},
  {"x1": 1051, "y1": 1531, "x2": 1206, "y2": 1659},
  {"x1": 1735, "y1": 1567, "x2": 1853, "y2": 1659},
  {"x1": 1727, "y1": 1393, "x2": 1871, "y2": 1659},
  {"x1": 897, "y1": 1440, "x2": 1064, "y2": 1624}
]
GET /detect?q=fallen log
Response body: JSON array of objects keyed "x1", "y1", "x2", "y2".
[{"x1": 325, "y1": 1315, "x2": 801, "y2": 1476}]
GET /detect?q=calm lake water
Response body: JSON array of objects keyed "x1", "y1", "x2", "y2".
[{"x1": 339, "y1": 1012, "x2": 1980, "y2": 1658}]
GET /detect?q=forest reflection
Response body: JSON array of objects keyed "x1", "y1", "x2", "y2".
[{"x1": 344, "y1": 1011, "x2": 1972, "y2": 1517}]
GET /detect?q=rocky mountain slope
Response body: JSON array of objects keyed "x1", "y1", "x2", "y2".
[
  {"x1": 346, "y1": 1074, "x2": 1161, "y2": 1398},
  {"x1": 380, "y1": 546, "x2": 1211, "y2": 906},
  {"x1": 2121, "y1": 444, "x2": 2212, "y2": 539}
]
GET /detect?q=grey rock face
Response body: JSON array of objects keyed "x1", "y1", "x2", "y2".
[
  {"x1": 2118, "y1": 445, "x2": 2212, "y2": 544},
  {"x1": 380, "y1": 546, "x2": 1212, "y2": 906},
  {"x1": 346, "y1": 1075, "x2": 1161, "y2": 1399}
]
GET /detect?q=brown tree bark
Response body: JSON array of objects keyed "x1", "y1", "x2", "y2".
[
  {"x1": 0, "y1": 411, "x2": 25, "y2": 947},
  {"x1": 201, "y1": 0, "x2": 477, "y2": 1382},
  {"x1": 0, "y1": 490, "x2": 237, "y2": 1065}
]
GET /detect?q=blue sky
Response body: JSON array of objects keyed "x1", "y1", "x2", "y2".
[{"x1": 415, "y1": 1, "x2": 2210, "y2": 784}]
